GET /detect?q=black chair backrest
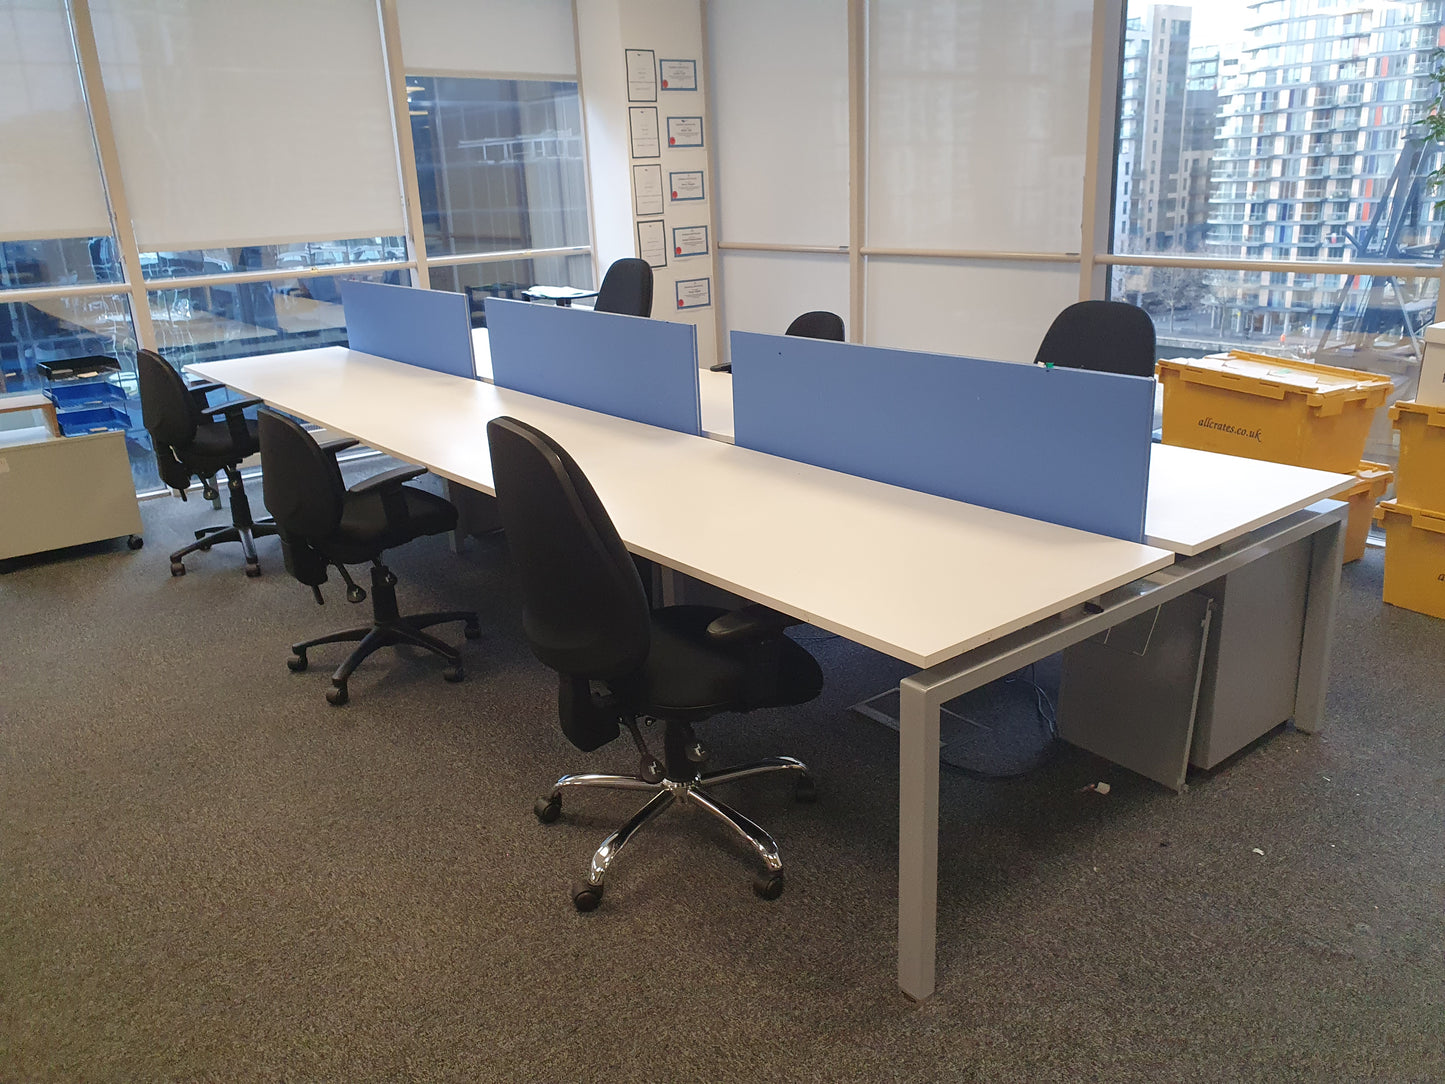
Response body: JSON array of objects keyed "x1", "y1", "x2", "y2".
[
  {"x1": 486, "y1": 416, "x2": 650, "y2": 682},
  {"x1": 257, "y1": 409, "x2": 346, "y2": 541},
  {"x1": 785, "y1": 310, "x2": 845, "y2": 341},
  {"x1": 1034, "y1": 300, "x2": 1157, "y2": 379},
  {"x1": 137, "y1": 348, "x2": 203, "y2": 450},
  {"x1": 594, "y1": 258, "x2": 653, "y2": 318}
]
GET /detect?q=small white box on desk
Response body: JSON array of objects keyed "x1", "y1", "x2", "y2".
[{"x1": 1418, "y1": 322, "x2": 1445, "y2": 407}]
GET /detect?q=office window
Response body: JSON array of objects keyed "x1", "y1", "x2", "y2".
[
  {"x1": 407, "y1": 77, "x2": 591, "y2": 276},
  {"x1": 1110, "y1": 0, "x2": 1443, "y2": 464}
]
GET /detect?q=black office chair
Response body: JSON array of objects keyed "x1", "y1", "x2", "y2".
[
  {"x1": 486, "y1": 416, "x2": 823, "y2": 909},
  {"x1": 711, "y1": 308, "x2": 845, "y2": 372},
  {"x1": 593, "y1": 258, "x2": 653, "y2": 317},
  {"x1": 257, "y1": 409, "x2": 479, "y2": 706},
  {"x1": 1034, "y1": 300, "x2": 1157, "y2": 378},
  {"x1": 137, "y1": 348, "x2": 278, "y2": 577}
]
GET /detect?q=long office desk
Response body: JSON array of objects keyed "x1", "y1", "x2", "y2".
[{"x1": 191, "y1": 346, "x2": 1349, "y2": 1001}]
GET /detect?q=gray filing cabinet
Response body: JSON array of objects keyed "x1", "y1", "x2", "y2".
[{"x1": 1058, "y1": 533, "x2": 1313, "y2": 790}]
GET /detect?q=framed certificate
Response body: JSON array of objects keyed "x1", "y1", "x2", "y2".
[
  {"x1": 672, "y1": 226, "x2": 709, "y2": 258},
  {"x1": 665, "y1": 116, "x2": 703, "y2": 148},
  {"x1": 669, "y1": 171, "x2": 704, "y2": 202},
  {"x1": 659, "y1": 59, "x2": 697, "y2": 91},
  {"x1": 675, "y1": 277, "x2": 711, "y2": 309}
]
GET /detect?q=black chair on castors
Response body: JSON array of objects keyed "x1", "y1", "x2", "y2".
[
  {"x1": 137, "y1": 348, "x2": 278, "y2": 577},
  {"x1": 257, "y1": 409, "x2": 479, "y2": 706},
  {"x1": 1034, "y1": 300, "x2": 1157, "y2": 378},
  {"x1": 593, "y1": 258, "x2": 653, "y2": 317},
  {"x1": 486, "y1": 415, "x2": 823, "y2": 910},
  {"x1": 710, "y1": 308, "x2": 845, "y2": 372}
]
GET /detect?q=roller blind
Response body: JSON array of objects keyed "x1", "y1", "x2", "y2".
[
  {"x1": 89, "y1": 0, "x2": 405, "y2": 252},
  {"x1": 397, "y1": 0, "x2": 576, "y2": 78},
  {"x1": 0, "y1": 0, "x2": 113, "y2": 242},
  {"x1": 868, "y1": 0, "x2": 1093, "y2": 253}
]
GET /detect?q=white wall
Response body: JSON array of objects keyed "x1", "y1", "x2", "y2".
[{"x1": 576, "y1": 0, "x2": 720, "y2": 368}]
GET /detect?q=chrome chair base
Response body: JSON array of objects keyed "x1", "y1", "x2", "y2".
[{"x1": 536, "y1": 756, "x2": 813, "y2": 909}]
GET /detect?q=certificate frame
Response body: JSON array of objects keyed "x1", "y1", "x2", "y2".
[
  {"x1": 672, "y1": 225, "x2": 709, "y2": 258},
  {"x1": 633, "y1": 164, "x2": 665, "y2": 217},
  {"x1": 665, "y1": 116, "x2": 704, "y2": 149},
  {"x1": 668, "y1": 170, "x2": 705, "y2": 202},
  {"x1": 675, "y1": 277, "x2": 711, "y2": 310},
  {"x1": 659, "y1": 58, "x2": 697, "y2": 91},
  {"x1": 625, "y1": 48, "x2": 657, "y2": 102},
  {"x1": 629, "y1": 107, "x2": 661, "y2": 159},
  {"x1": 637, "y1": 219, "x2": 668, "y2": 269}
]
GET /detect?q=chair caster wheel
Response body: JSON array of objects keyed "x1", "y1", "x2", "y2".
[
  {"x1": 170, "y1": 561, "x2": 186, "y2": 577},
  {"x1": 534, "y1": 795, "x2": 561, "y2": 823},
  {"x1": 464, "y1": 622, "x2": 481, "y2": 640},
  {"x1": 442, "y1": 665, "x2": 464, "y2": 683},
  {"x1": 287, "y1": 652, "x2": 308, "y2": 672},
  {"x1": 127, "y1": 535, "x2": 144, "y2": 550},
  {"x1": 326, "y1": 684, "x2": 348, "y2": 706},
  {"x1": 244, "y1": 563, "x2": 261, "y2": 578},
  {"x1": 753, "y1": 872, "x2": 785, "y2": 901},
  {"x1": 346, "y1": 585, "x2": 366, "y2": 604},
  {"x1": 795, "y1": 773, "x2": 817, "y2": 803},
  {"x1": 572, "y1": 883, "x2": 603, "y2": 912},
  {"x1": 202, "y1": 485, "x2": 218, "y2": 502}
]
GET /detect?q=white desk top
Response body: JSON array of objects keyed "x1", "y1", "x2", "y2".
[
  {"x1": 1144, "y1": 443, "x2": 1353, "y2": 556},
  {"x1": 190, "y1": 348, "x2": 1175, "y2": 669}
]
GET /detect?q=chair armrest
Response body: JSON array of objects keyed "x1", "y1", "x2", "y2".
[
  {"x1": 346, "y1": 464, "x2": 427, "y2": 496},
  {"x1": 200, "y1": 397, "x2": 261, "y2": 445},
  {"x1": 319, "y1": 437, "x2": 360, "y2": 456},
  {"x1": 200, "y1": 397, "x2": 262, "y2": 417},
  {"x1": 709, "y1": 362, "x2": 732, "y2": 373},
  {"x1": 706, "y1": 603, "x2": 801, "y2": 644},
  {"x1": 185, "y1": 379, "x2": 225, "y2": 395}
]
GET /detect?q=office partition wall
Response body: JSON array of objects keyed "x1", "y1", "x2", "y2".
[
  {"x1": 707, "y1": 0, "x2": 851, "y2": 364},
  {"x1": 863, "y1": 0, "x2": 1094, "y2": 362}
]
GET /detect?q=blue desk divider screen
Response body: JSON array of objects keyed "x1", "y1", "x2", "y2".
[
  {"x1": 340, "y1": 280, "x2": 475, "y2": 379},
  {"x1": 730, "y1": 332, "x2": 1154, "y2": 542},
  {"x1": 485, "y1": 298, "x2": 701, "y2": 435}
]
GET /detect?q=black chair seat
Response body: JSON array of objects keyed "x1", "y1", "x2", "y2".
[
  {"x1": 329, "y1": 487, "x2": 458, "y2": 563},
  {"x1": 611, "y1": 605, "x2": 824, "y2": 720},
  {"x1": 186, "y1": 417, "x2": 260, "y2": 472}
]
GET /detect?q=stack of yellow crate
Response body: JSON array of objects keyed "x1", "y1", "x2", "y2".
[
  {"x1": 1156, "y1": 350, "x2": 1394, "y2": 564},
  {"x1": 1375, "y1": 399, "x2": 1445, "y2": 618}
]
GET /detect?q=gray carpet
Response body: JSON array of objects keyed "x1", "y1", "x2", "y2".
[{"x1": 2, "y1": 488, "x2": 1442, "y2": 1082}]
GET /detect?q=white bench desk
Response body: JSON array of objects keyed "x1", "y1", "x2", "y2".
[{"x1": 190, "y1": 346, "x2": 1348, "y2": 1002}]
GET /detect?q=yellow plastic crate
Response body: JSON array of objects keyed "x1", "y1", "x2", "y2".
[
  {"x1": 1375, "y1": 500, "x2": 1445, "y2": 620},
  {"x1": 1341, "y1": 461, "x2": 1393, "y2": 564},
  {"x1": 1389, "y1": 399, "x2": 1445, "y2": 513},
  {"x1": 1157, "y1": 352, "x2": 1393, "y2": 473}
]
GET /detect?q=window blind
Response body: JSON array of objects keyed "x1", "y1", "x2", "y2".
[
  {"x1": 0, "y1": 0, "x2": 113, "y2": 242},
  {"x1": 89, "y1": 0, "x2": 405, "y2": 252},
  {"x1": 396, "y1": 0, "x2": 576, "y2": 79}
]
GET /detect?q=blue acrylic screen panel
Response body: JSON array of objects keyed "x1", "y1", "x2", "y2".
[
  {"x1": 730, "y1": 332, "x2": 1154, "y2": 542},
  {"x1": 340, "y1": 280, "x2": 475, "y2": 379},
  {"x1": 484, "y1": 298, "x2": 701, "y2": 435}
]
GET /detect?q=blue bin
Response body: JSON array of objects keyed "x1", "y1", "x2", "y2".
[{"x1": 56, "y1": 404, "x2": 132, "y2": 436}]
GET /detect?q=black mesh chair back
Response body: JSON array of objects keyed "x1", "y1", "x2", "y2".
[
  {"x1": 1034, "y1": 300, "x2": 1157, "y2": 378},
  {"x1": 486, "y1": 416, "x2": 651, "y2": 681},
  {"x1": 784, "y1": 310, "x2": 845, "y2": 341},
  {"x1": 257, "y1": 409, "x2": 346, "y2": 541},
  {"x1": 594, "y1": 258, "x2": 654, "y2": 318},
  {"x1": 138, "y1": 348, "x2": 203, "y2": 451}
]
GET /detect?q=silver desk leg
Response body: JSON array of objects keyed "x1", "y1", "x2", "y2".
[
  {"x1": 1293, "y1": 504, "x2": 1346, "y2": 733},
  {"x1": 897, "y1": 674, "x2": 940, "y2": 1002}
]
